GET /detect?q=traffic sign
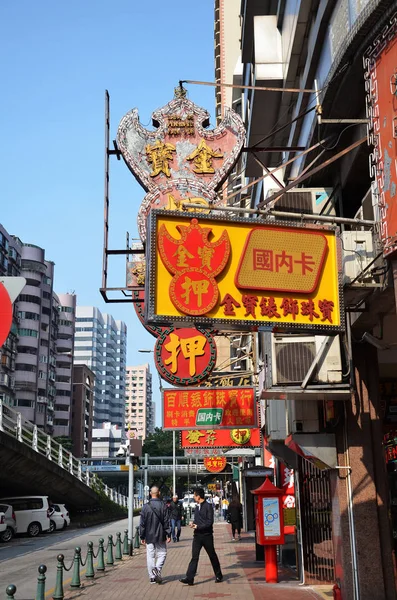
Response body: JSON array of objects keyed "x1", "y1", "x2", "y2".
[
  {"x1": 0, "y1": 277, "x2": 26, "y2": 303},
  {"x1": 0, "y1": 283, "x2": 13, "y2": 347}
]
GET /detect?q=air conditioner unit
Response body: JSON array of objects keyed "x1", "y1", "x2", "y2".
[
  {"x1": 354, "y1": 183, "x2": 378, "y2": 225},
  {"x1": 265, "y1": 188, "x2": 335, "y2": 216},
  {"x1": 265, "y1": 334, "x2": 342, "y2": 387},
  {"x1": 287, "y1": 399, "x2": 320, "y2": 433},
  {"x1": 342, "y1": 231, "x2": 375, "y2": 285}
]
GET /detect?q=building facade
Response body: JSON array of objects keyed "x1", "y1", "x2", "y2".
[
  {"x1": 91, "y1": 421, "x2": 123, "y2": 458},
  {"x1": 73, "y1": 306, "x2": 127, "y2": 429},
  {"x1": 71, "y1": 364, "x2": 94, "y2": 457},
  {"x1": 125, "y1": 364, "x2": 154, "y2": 440},
  {"x1": 219, "y1": 1, "x2": 397, "y2": 598}
]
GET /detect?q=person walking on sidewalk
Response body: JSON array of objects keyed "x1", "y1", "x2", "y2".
[
  {"x1": 222, "y1": 496, "x2": 229, "y2": 521},
  {"x1": 170, "y1": 494, "x2": 182, "y2": 542},
  {"x1": 140, "y1": 486, "x2": 171, "y2": 584},
  {"x1": 180, "y1": 487, "x2": 223, "y2": 586},
  {"x1": 228, "y1": 494, "x2": 243, "y2": 541}
]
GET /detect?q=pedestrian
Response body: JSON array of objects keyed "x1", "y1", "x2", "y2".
[
  {"x1": 228, "y1": 494, "x2": 243, "y2": 541},
  {"x1": 140, "y1": 485, "x2": 171, "y2": 584},
  {"x1": 179, "y1": 487, "x2": 223, "y2": 586},
  {"x1": 221, "y1": 497, "x2": 229, "y2": 520},
  {"x1": 213, "y1": 495, "x2": 220, "y2": 513},
  {"x1": 169, "y1": 494, "x2": 183, "y2": 542}
]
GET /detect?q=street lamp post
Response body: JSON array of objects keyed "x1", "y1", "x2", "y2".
[{"x1": 173, "y1": 430, "x2": 176, "y2": 495}]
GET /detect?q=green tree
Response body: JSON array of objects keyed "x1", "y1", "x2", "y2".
[
  {"x1": 142, "y1": 427, "x2": 184, "y2": 457},
  {"x1": 53, "y1": 436, "x2": 73, "y2": 452}
]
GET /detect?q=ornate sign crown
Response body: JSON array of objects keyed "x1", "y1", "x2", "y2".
[{"x1": 117, "y1": 88, "x2": 245, "y2": 241}]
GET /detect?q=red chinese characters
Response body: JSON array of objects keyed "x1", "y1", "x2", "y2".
[
  {"x1": 181, "y1": 428, "x2": 261, "y2": 448},
  {"x1": 163, "y1": 387, "x2": 256, "y2": 430},
  {"x1": 158, "y1": 218, "x2": 230, "y2": 315}
]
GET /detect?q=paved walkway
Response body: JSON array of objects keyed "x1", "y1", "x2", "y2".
[{"x1": 63, "y1": 520, "x2": 332, "y2": 600}]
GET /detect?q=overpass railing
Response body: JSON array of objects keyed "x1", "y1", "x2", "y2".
[{"x1": 0, "y1": 400, "x2": 127, "y2": 508}]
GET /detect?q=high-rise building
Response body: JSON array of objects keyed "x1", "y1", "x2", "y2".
[
  {"x1": 0, "y1": 225, "x2": 21, "y2": 407},
  {"x1": 91, "y1": 422, "x2": 123, "y2": 458},
  {"x1": 125, "y1": 364, "x2": 154, "y2": 440},
  {"x1": 71, "y1": 364, "x2": 94, "y2": 457},
  {"x1": 73, "y1": 306, "x2": 127, "y2": 429}
]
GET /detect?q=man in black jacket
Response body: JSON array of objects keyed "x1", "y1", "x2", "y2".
[
  {"x1": 180, "y1": 487, "x2": 223, "y2": 586},
  {"x1": 140, "y1": 486, "x2": 171, "y2": 584},
  {"x1": 169, "y1": 494, "x2": 183, "y2": 542}
]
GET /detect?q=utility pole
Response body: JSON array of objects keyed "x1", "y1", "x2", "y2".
[
  {"x1": 127, "y1": 452, "x2": 135, "y2": 556},
  {"x1": 144, "y1": 453, "x2": 149, "y2": 503},
  {"x1": 172, "y1": 430, "x2": 176, "y2": 495}
]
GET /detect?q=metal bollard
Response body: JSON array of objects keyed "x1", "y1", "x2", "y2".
[
  {"x1": 5, "y1": 584, "x2": 16, "y2": 599},
  {"x1": 36, "y1": 564, "x2": 47, "y2": 600},
  {"x1": 123, "y1": 529, "x2": 129, "y2": 555},
  {"x1": 134, "y1": 525, "x2": 140, "y2": 549},
  {"x1": 96, "y1": 538, "x2": 105, "y2": 571},
  {"x1": 70, "y1": 547, "x2": 82, "y2": 588},
  {"x1": 85, "y1": 541, "x2": 95, "y2": 578},
  {"x1": 115, "y1": 532, "x2": 123, "y2": 560},
  {"x1": 53, "y1": 554, "x2": 65, "y2": 600},
  {"x1": 106, "y1": 535, "x2": 114, "y2": 565}
]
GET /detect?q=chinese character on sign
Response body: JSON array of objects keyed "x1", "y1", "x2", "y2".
[
  {"x1": 186, "y1": 430, "x2": 205, "y2": 444},
  {"x1": 220, "y1": 293, "x2": 241, "y2": 316},
  {"x1": 145, "y1": 140, "x2": 176, "y2": 177},
  {"x1": 164, "y1": 332, "x2": 207, "y2": 376},
  {"x1": 186, "y1": 139, "x2": 223, "y2": 174},
  {"x1": 198, "y1": 246, "x2": 215, "y2": 269},
  {"x1": 181, "y1": 276, "x2": 209, "y2": 307},
  {"x1": 253, "y1": 249, "x2": 273, "y2": 271},
  {"x1": 301, "y1": 299, "x2": 320, "y2": 322},
  {"x1": 206, "y1": 430, "x2": 217, "y2": 445},
  {"x1": 260, "y1": 296, "x2": 280, "y2": 318},
  {"x1": 173, "y1": 245, "x2": 194, "y2": 268},
  {"x1": 318, "y1": 299, "x2": 334, "y2": 323}
]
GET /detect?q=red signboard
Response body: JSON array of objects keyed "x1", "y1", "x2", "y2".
[
  {"x1": 163, "y1": 387, "x2": 256, "y2": 430},
  {"x1": 364, "y1": 19, "x2": 397, "y2": 257},
  {"x1": 0, "y1": 283, "x2": 12, "y2": 348},
  {"x1": 154, "y1": 326, "x2": 216, "y2": 386},
  {"x1": 203, "y1": 456, "x2": 227, "y2": 473},
  {"x1": 181, "y1": 427, "x2": 261, "y2": 448}
]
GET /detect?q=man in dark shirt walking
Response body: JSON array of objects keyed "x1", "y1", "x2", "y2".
[
  {"x1": 180, "y1": 487, "x2": 223, "y2": 586},
  {"x1": 140, "y1": 486, "x2": 171, "y2": 584},
  {"x1": 169, "y1": 494, "x2": 183, "y2": 542}
]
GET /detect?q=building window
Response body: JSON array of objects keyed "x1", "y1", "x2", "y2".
[{"x1": 18, "y1": 328, "x2": 38, "y2": 338}]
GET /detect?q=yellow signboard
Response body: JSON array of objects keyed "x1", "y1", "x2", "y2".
[{"x1": 146, "y1": 211, "x2": 343, "y2": 332}]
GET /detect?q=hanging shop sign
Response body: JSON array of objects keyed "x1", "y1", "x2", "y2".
[
  {"x1": 203, "y1": 456, "x2": 227, "y2": 473},
  {"x1": 199, "y1": 372, "x2": 252, "y2": 388},
  {"x1": 154, "y1": 326, "x2": 217, "y2": 386},
  {"x1": 184, "y1": 448, "x2": 223, "y2": 457},
  {"x1": 162, "y1": 386, "x2": 256, "y2": 430},
  {"x1": 146, "y1": 211, "x2": 343, "y2": 332},
  {"x1": 117, "y1": 87, "x2": 245, "y2": 243},
  {"x1": 364, "y1": 16, "x2": 397, "y2": 257},
  {"x1": 181, "y1": 427, "x2": 261, "y2": 449}
]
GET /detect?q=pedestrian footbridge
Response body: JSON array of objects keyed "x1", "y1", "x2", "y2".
[{"x1": 0, "y1": 401, "x2": 127, "y2": 510}]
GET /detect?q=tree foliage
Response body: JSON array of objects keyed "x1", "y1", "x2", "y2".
[{"x1": 142, "y1": 427, "x2": 184, "y2": 457}]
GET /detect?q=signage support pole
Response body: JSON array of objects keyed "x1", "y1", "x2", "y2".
[
  {"x1": 173, "y1": 430, "x2": 176, "y2": 495},
  {"x1": 144, "y1": 453, "x2": 149, "y2": 503},
  {"x1": 128, "y1": 454, "x2": 135, "y2": 556}
]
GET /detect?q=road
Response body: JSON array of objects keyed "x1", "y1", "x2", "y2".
[{"x1": 0, "y1": 517, "x2": 139, "y2": 599}]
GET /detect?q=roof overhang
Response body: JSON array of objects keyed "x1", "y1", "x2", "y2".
[{"x1": 261, "y1": 385, "x2": 351, "y2": 401}]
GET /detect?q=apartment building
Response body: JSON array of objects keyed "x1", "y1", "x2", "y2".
[
  {"x1": 125, "y1": 364, "x2": 154, "y2": 441},
  {"x1": 73, "y1": 306, "x2": 127, "y2": 429},
  {"x1": 71, "y1": 364, "x2": 94, "y2": 457}
]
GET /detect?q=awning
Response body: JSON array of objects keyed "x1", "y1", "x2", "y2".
[
  {"x1": 285, "y1": 433, "x2": 337, "y2": 470},
  {"x1": 261, "y1": 385, "x2": 351, "y2": 401}
]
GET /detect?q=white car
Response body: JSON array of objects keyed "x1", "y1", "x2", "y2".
[
  {"x1": 0, "y1": 496, "x2": 51, "y2": 537},
  {"x1": 0, "y1": 504, "x2": 17, "y2": 542},
  {"x1": 49, "y1": 504, "x2": 70, "y2": 532}
]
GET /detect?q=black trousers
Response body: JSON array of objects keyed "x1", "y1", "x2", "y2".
[{"x1": 186, "y1": 533, "x2": 222, "y2": 581}]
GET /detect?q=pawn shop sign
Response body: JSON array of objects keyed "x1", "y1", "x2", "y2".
[
  {"x1": 0, "y1": 278, "x2": 26, "y2": 347},
  {"x1": 204, "y1": 456, "x2": 227, "y2": 473}
]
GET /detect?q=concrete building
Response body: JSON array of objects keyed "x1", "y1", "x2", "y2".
[
  {"x1": 0, "y1": 225, "x2": 22, "y2": 407},
  {"x1": 73, "y1": 306, "x2": 127, "y2": 429},
  {"x1": 71, "y1": 364, "x2": 94, "y2": 457},
  {"x1": 91, "y1": 421, "x2": 123, "y2": 458},
  {"x1": 125, "y1": 364, "x2": 154, "y2": 440},
  {"x1": 219, "y1": 1, "x2": 397, "y2": 597}
]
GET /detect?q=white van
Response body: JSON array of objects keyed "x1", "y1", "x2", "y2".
[{"x1": 0, "y1": 496, "x2": 51, "y2": 537}]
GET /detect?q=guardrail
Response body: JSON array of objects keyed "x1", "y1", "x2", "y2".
[
  {"x1": 4, "y1": 527, "x2": 142, "y2": 599},
  {"x1": 0, "y1": 400, "x2": 127, "y2": 508}
]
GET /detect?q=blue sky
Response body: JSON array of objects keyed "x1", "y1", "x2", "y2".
[{"x1": 1, "y1": 0, "x2": 216, "y2": 425}]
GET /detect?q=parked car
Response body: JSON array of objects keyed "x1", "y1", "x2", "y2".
[
  {"x1": 0, "y1": 504, "x2": 17, "y2": 542},
  {"x1": 0, "y1": 496, "x2": 51, "y2": 537},
  {"x1": 49, "y1": 503, "x2": 70, "y2": 532},
  {"x1": 182, "y1": 495, "x2": 193, "y2": 509}
]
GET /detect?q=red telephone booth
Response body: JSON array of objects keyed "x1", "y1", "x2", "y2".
[{"x1": 251, "y1": 477, "x2": 285, "y2": 583}]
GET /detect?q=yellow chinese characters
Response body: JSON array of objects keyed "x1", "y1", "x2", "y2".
[
  {"x1": 146, "y1": 140, "x2": 176, "y2": 177},
  {"x1": 164, "y1": 333, "x2": 207, "y2": 376},
  {"x1": 187, "y1": 139, "x2": 223, "y2": 174}
]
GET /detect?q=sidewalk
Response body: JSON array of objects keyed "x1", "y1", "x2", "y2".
[{"x1": 64, "y1": 520, "x2": 332, "y2": 600}]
